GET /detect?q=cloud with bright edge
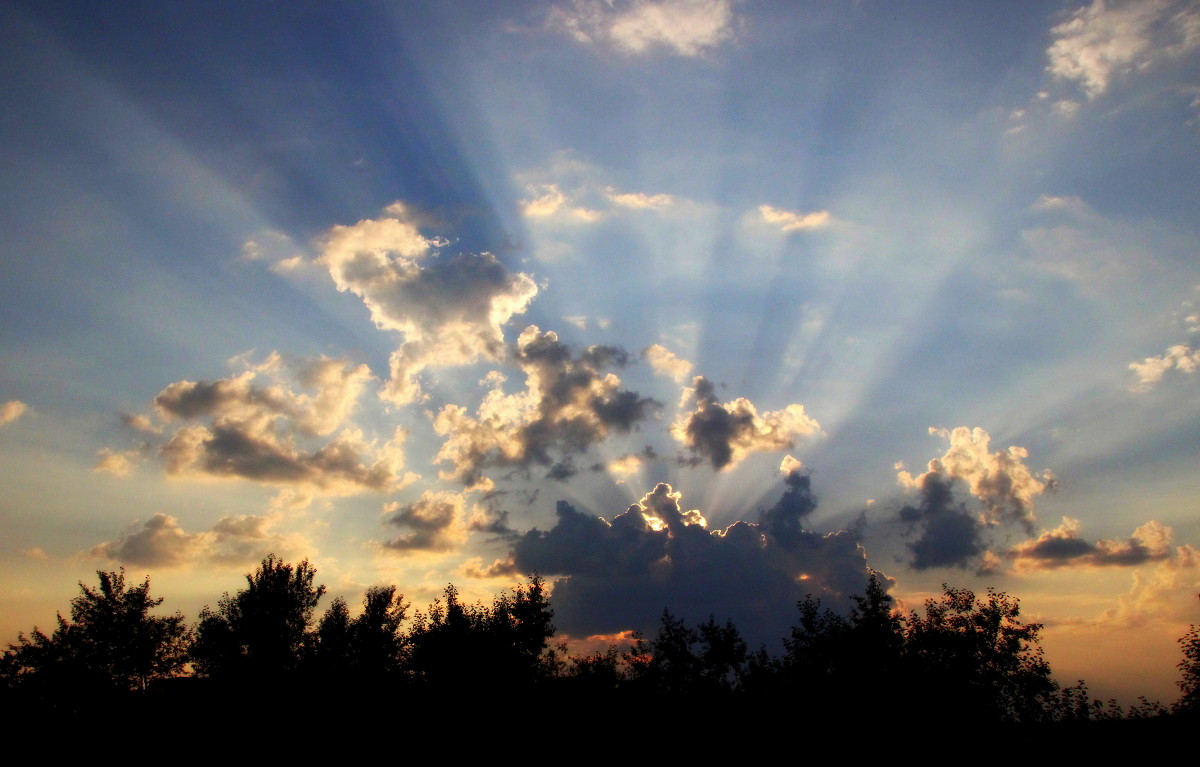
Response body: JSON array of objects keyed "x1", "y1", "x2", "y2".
[
  {"x1": 548, "y1": 0, "x2": 736, "y2": 57},
  {"x1": 1047, "y1": 0, "x2": 1200, "y2": 99},
  {"x1": 758, "y1": 205, "x2": 832, "y2": 232},
  {"x1": 434, "y1": 326, "x2": 658, "y2": 485},
  {"x1": 381, "y1": 489, "x2": 509, "y2": 554},
  {"x1": 1008, "y1": 517, "x2": 1189, "y2": 572},
  {"x1": 896, "y1": 427, "x2": 1056, "y2": 570},
  {"x1": 672, "y1": 376, "x2": 821, "y2": 470},
  {"x1": 511, "y1": 457, "x2": 874, "y2": 645},
  {"x1": 0, "y1": 401, "x2": 28, "y2": 427},
  {"x1": 115, "y1": 352, "x2": 415, "y2": 494},
  {"x1": 319, "y1": 202, "x2": 539, "y2": 405}
]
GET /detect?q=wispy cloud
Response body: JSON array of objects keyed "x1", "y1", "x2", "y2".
[
  {"x1": 549, "y1": 0, "x2": 736, "y2": 57},
  {"x1": 0, "y1": 401, "x2": 27, "y2": 427},
  {"x1": 1047, "y1": 0, "x2": 1200, "y2": 98}
]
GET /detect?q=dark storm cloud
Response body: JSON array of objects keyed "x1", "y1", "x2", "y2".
[
  {"x1": 511, "y1": 461, "x2": 875, "y2": 648},
  {"x1": 671, "y1": 376, "x2": 821, "y2": 470},
  {"x1": 434, "y1": 326, "x2": 659, "y2": 485}
]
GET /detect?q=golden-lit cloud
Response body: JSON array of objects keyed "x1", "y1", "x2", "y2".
[
  {"x1": 1009, "y1": 517, "x2": 1177, "y2": 571},
  {"x1": 0, "y1": 400, "x2": 28, "y2": 427},
  {"x1": 758, "y1": 204, "x2": 832, "y2": 232},
  {"x1": 1129, "y1": 343, "x2": 1200, "y2": 390},
  {"x1": 643, "y1": 343, "x2": 693, "y2": 383},
  {"x1": 118, "y1": 353, "x2": 416, "y2": 493},
  {"x1": 381, "y1": 489, "x2": 511, "y2": 555},
  {"x1": 672, "y1": 376, "x2": 821, "y2": 470},
  {"x1": 91, "y1": 511, "x2": 308, "y2": 568},
  {"x1": 897, "y1": 426, "x2": 1055, "y2": 532}
]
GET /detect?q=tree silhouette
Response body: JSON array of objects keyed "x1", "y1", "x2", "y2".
[
  {"x1": 1, "y1": 569, "x2": 188, "y2": 696},
  {"x1": 904, "y1": 585, "x2": 1055, "y2": 723},
  {"x1": 407, "y1": 576, "x2": 554, "y2": 691},
  {"x1": 191, "y1": 554, "x2": 325, "y2": 679},
  {"x1": 1177, "y1": 599, "x2": 1200, "y2": 714}
]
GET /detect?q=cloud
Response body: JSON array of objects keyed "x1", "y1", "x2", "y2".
[
  {"x1": 1047, "y1": 0, "x2": 1200, "y2": 98},
  {"x1": 91, "y1": 511, "x2": 306, "y2": 568},
  {"x1": 92, "y1": 447, "x2": 145, "y2": 477},
  {"x1": 549, "y1": 0, "x2": 736, "y2": 57},
  {"x1": 0, "y1": 400, "x2": 28, "y2": 427},
  {"x1": 380, "y1": 489, "x2": 509, "y2": 554},
  {"x1": 642, "y1": 343, "x2": 693, "y2": 383},
  {"x1": 895, "y1": 427, "x2": 1056, "y2": 570},
  {"x1": 521, "y1": 183, "x2": 603, "y2": 222},
  {"x1": 511, "y1": 464, "x2": 875, "y2": 646},
  {"x1": 1129, "y1": 343, "x2": 1200, "y2": 390},
  {"x1": 672, "y1": 376, "x2": 821, "y2": 470},
  {"x1": 605, "y1": 188, "x2": 676, "y2": 209},
  {"x1": 606, "y1": 453, "x2": 644, "y2": 484},
  {"x1": 757, "y1": 205, "x2": 832, "y2": 232},
  {"x1": 897, "y1": 427, "x2": 1056, "y2": 533},
  {"x1": 896, "y1": 471, "x2": 987, "y2": 571},
  {"x1": 319, "y1": 203, "x2": 538, "y2": 404},
  {"x1": 1009, "y1": 517, "x2": 1176, "y2": 571},
  {"x1": 434, "y1": 326, "x2": 659, "y2": 484},
  {"x1": 127, "y1": 353, "x2": 416, "y2": 493}
]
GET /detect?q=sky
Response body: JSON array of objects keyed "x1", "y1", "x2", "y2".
[{"x1": 3, "y1": 0, "x2": 1200, "y2": 703}]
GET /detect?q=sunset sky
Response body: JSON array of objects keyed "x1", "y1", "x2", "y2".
[{"x1": 4, "y1": 0, "x2": 1200, "y2": 703}]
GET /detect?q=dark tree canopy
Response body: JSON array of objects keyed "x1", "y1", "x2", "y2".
[
  {"x1": 1, "y1": 569, "x2": 188, "y2": 695},
  {"x1": 192, "y1": 554, "x2": 325, "y2": 679}
]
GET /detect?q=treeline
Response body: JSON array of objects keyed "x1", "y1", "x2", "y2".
[{"x1": 3, "y1": 555, "x2": 1198, "y2": 734}]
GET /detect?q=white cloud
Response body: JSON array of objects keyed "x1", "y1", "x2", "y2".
[
  {"x1": 1047, "y1": 0, "x2": 1200, "y2": 98},
  {"x1": 758, "y1": 204, "x2": 832, "y2": 232},
  {"x1": 549, "y1": 0, "x2": 736, "y2": 57}
]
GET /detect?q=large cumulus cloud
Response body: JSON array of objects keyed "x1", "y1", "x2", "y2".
[
  {"x1": 319, "y1": 203, "x2": 538, "y2": 404},
  {"x1": 896, "y1": 426, "x2": 1056, "y2": 570},
  {"x1": 434, "y1": 326, "x2": 658, "y2": 485},
  {"x1": 672, "y1": 376, "x2": 821, "y2": 470},
  {"x1": 512, "y1": 458, "x2": 874, "y2": 647},
  {"x1": 123, "y1": 353, "x2": 414, "y2": 493}
]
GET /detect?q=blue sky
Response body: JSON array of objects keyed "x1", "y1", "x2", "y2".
[{"x1": 3, "y1": 0, "x2": 1200, "y2": 702}]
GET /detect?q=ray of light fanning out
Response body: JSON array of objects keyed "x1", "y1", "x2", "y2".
[{"x1": 2, "y1": 0, "x2": 1200, "y2": 707}]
